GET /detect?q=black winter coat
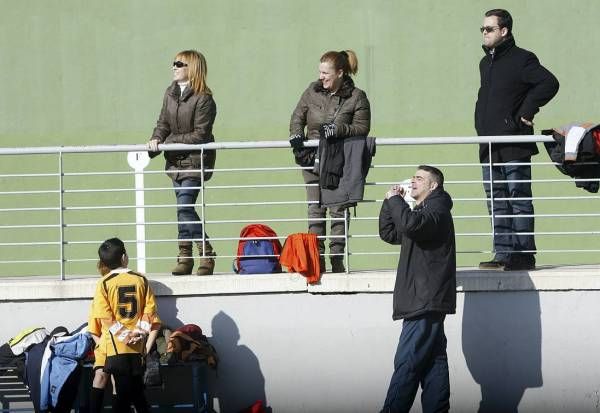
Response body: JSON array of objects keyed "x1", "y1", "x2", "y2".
[
  {"x1": 379, "y1": 188, "x2": 456, "y2": 320},
  {"x1": 475, "y1": 36, "x2": 559, "y2": 163}
]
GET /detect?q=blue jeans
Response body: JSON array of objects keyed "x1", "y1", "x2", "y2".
[
  {"x1": 482, "y1": 159, "x2": 536, "y2": 262},
  {"x1": 173, "y1": 178, "x2": 205, "y2": 241},
  {"x1": 382, "y1": 314, "x2": 450, "y2": 413}
]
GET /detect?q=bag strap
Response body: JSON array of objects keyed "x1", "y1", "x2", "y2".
[{"x1": 330, "y1": 97, "x2": 345, "y2": 123}]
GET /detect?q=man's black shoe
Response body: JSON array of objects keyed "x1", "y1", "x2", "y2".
[
  {"x1": 504, "y1": 254, "x2": 536, "y2": 271},
  {"x1": 478, "y1": 260, "x2": 506, "y2": 270}
]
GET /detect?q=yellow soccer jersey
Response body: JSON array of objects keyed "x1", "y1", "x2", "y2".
[{"x1": 89, "y1": 268, "x2": 161, "y2": 357}]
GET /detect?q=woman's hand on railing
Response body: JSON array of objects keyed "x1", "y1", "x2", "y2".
[{"x1": 147, "y1": 139, "x2": 160, "y2": 152}]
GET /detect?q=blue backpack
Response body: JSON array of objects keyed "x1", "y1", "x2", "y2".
[{"x1": 234, "y1": 224, "x2": 283, "y2": 274}]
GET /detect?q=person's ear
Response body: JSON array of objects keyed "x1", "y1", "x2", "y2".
[
  {"x1": 430, "y1": 182, "x2": 438, "y2": 191},
  {"x1": 121, "y1": 253, "x2": 129, "y2": 267},
  {"x1": 501, "y1": 27, "x2": 509, "y2": 37}
]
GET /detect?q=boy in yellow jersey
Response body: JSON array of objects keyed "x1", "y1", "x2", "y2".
[{"x1": 88, "y1": 238, "x2": 161, "y2": 413}]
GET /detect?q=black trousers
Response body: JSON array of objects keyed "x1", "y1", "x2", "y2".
[
  {"x1": 112, "y1": 373, "x2": 149, "y2": 413},
  {"x1": 382, "y1": 313, "x2": 450, "y2": 413}
]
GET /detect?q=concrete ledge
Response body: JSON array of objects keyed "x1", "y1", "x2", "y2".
[
  {"x1": 150, "y1": 273, "x2": 308, "y2": 296},
  {"x1": 0, "y1": 265, "x2": 599, "y2": 301},
  {"x1": 307, "y1": 271, "x2": 394, "y2": 293},
  {"x1": 458, "y1": 265, "x2": 600, "y2": 291}
]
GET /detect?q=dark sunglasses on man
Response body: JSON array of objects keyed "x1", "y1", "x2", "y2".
[
  {"x1": 480, "y1": 26, "x2": 500, "y2": 34},
  {"x1": 173, "y1": 61, "x2": 188, "y2": 68}
]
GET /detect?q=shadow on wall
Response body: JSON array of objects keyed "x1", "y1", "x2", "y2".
[
  {"x1": 209, "y1": 311, "x2": 269, "y2": 413},
  {"x1": 150, "y1": 281, "x2": 185, "y2": 329},
  {"x1": 461, "y1": 274, "x2": 542, "y2": 413}
]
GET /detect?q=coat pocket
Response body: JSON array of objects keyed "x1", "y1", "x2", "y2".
[
  {"x1": 503, "y1": 115, "x2": 520, "y2": 133},
  {"x1": 189, "y1": 150, "x2": 216, "y2": 181}
]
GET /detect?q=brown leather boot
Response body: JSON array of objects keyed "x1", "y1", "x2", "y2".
[
  {"x1": 172, "y1": 242, "x2": 193, "y2": 276},
  {"x1": 196, "y1": 241, "x2": 216, "y2": 276}
]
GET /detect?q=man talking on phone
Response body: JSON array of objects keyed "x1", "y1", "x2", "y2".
[{"x1": 379, "y1": 165, "x2": 456, "y2": 413}]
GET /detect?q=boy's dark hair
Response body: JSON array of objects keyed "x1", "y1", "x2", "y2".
[
  {"x1": 418, "y1": 165, "x2": 444, "y2": 187},
  {"x1": 98, "y1": 238, "x2": 126, "y2": 270},
  {"x1": 485, "y1": 9, "x2": 513, "y2": 34}
]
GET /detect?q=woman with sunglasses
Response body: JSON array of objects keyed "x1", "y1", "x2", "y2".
[
  {"x1": 288, "y1": 50, "x2": 371, "y2": 273},
  {"x1": 147, "y1": 50, "x2": 217, "y2": 276}
]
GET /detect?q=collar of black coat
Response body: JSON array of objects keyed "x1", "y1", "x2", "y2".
[
  {"x1": 313, "y1": 75, "x2": 355, "y2": 98},
  {"x1": 482, "y1": 35, "x2": 515, "y2": 59},
  {"x1": 415, "y1": 187, "x2": 453, "y2": 211},
  {"x1": 168, "y1": 81, "x2": 194, "y2": 101}
]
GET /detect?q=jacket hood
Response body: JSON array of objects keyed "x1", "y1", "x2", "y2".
[
  {"x1": 313, "y1": 75, "x2": 355, "y2": 98},
  {"x1": 482, "y1": 35, "x2": 515, "y2": 58}
]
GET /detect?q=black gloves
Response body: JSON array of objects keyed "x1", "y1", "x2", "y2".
[
  {"x1": 319, "y1": 123, "x2": 337, "y2": 139},
  {"x1": 289, "y1": 133, "x2": 305, "y2": 149}
]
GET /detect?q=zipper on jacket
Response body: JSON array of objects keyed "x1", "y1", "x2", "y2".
[
  {"x1": 175, "y1": 98, "x2": 181, "y2": 132},
  {"x1": 482, "y1": 49, "x2": 495, "y2": 135}
]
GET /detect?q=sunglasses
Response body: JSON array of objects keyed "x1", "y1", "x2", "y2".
[
  {"x1": 480, "y1": 26, "x2": 500, "y2": 34},
  {"x1": 173, "y1": 61, "x2": 188, "y2": 68}
]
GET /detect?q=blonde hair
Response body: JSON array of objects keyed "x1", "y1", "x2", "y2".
[
  {"x1": 320, "y1": 50, "x2": 359, "y2": 76},
  {"x1": 175, "y1": 50, "x2": 212, "y2": 95}
]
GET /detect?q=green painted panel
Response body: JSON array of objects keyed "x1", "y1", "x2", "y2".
[
  {"x1": 1, "y1": 1, "x2": 599, "y2": 276},
  {"x1": 2, "y1": 0, "x2": 599, "y2": 142}
]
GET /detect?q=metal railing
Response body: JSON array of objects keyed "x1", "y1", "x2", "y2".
[{"x1": 0, "y1": 136, "x2": 599, "y2": 279}]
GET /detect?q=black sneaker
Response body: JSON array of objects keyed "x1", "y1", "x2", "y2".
[
  {"x1": 504, "y1": 254, "x2": 536, "y2": 271},
  {"x1": 478, "y1": 260, "x2": 506, "y2": 270},
  {"x1": 330, "y1": 257, "x2": 346, "y2": 273}
]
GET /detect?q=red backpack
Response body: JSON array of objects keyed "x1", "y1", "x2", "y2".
[{"x1": 234, "y1": 224, "x2": 283, "y2": 274}]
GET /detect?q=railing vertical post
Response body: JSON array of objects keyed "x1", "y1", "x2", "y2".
[
  {"x1": 488, "y1": 140, "x2": 496, "y2": 255},
  {"x1": 344, "y1": 208, "x2": 349, "y2": 274},
  {"x1": 200, "y1": 147, "x2": 206, "y2": 258},
  {"x1": 127, "y1": 152, "x2": 151, "y2": 274},
  {"x1": 58, "y1": 152, "x2": 65, "y2": 280}
]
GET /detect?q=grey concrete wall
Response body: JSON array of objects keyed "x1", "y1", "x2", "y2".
[{"x1": 1, "y1": 268, "x2": 600, "y2": 412}]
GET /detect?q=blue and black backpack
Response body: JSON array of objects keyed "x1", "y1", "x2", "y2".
[{"x1": 233, "y1": 224, "x2": 283, "y2": 274}]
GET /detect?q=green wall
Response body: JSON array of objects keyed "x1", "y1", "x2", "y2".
[
  {"x1": 2, "y1": 0, "x2": 599, "y2": 143},
  {"x1": 1, "y1": 1, "x2": 599, "y2": 276}
]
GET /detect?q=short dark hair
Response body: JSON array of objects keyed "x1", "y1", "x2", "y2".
[
  {"x1": 418, "y1": 165, "x2": 444, "y2": 187},
  {"x1": 98, "y1": 237, "x2": 126, "y2": 270},
  {"x1": 485, "y1": 9, "x2": 513, "y2": 34}
]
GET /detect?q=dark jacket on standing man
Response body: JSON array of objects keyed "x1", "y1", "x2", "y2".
[
  {"x1": 474, "y1": 36, "x2": 559, "y2": 163},
  {"x1": 150, "y1": 81, "x2": 217, "y2": 181},
  {"x1": 379, "y1": 188, "x2": 456, "y2": 320}
]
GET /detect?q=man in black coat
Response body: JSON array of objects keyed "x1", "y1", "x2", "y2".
[
  {"x1": 379, "y1": 165, "x2": 456, "y2": 413},
  {"x1": 475, "y1": 9, "x2": 559, "y2": 271}
]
